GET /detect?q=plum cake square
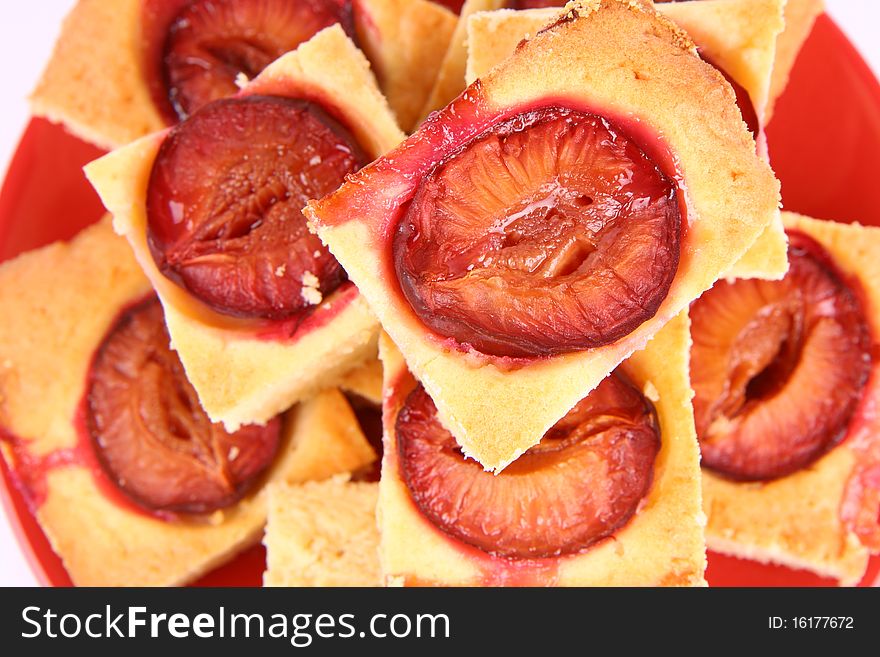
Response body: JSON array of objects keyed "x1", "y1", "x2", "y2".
[
  {"x1": 692, "y1": 212, "x2": 880, "y2": 585},
  {"x1": 87, "y1": 27, "x2": 405, "y2": 431},
  {"x1": 377, "y1": 314, "x2": 706, "y2": 586},
  {"x1": 0, "y1": 220, "x2": 375, "y2": 586},
  {"x1": 307, "y1": 0, "x2": 780, "y2": 471},
  {"x1": 263, "y1": 477, "x2": 380, "y2": 587}
]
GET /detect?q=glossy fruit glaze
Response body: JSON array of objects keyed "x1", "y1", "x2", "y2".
[
  {"x1": 394, "y1": 107, "x2": 680, "y2": 358},
  {"x1": 147, "y1": 95, "x2": 364, "y2": 321}
]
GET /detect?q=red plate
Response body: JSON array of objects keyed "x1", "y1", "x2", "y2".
[{"x1": 1, "y1": 14, "x2": 879, "y2": 587}]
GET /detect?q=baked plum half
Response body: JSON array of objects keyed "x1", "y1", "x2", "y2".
[
  {"x1": 87, "y1": 298, "x2": 282, "y2": 514},
  {"x1": 394, "y1": 107, "x2": 681, "y2": 358},
  {"x1": 147, "y1": 94, "x2": 365, "y2": 320},
  {"x1": 397, "y1": 372, "x2": 660, "y2": 558},
  {"x1": 690, "y1": 233, "x2": 872, "y2": 481},
  {"x1": 162, "y1": 0, "x2": 354, "y2": 120}
]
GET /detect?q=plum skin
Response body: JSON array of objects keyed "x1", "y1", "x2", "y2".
[
  {"x1": 86, "y1": 297, "x2": 282, "y2": 514},
  {"x1": 147, "y1": 94, "x2": 366, "y2": 321},
  {"x1": 397, "y1": 373, "x2": 661, "y2": 559},
  {"x1": 394, "y1": 106, "x2": 681, "y2": 358},
  {"x1": 161, "y1": 0, "x2": 356, "y2": 120},
  {"x1": 690, "y1": 232, "x2": 872, "y2": 481}
]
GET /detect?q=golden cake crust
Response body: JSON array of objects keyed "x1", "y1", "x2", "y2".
[
  {"x1": 465, "y1": 7, "x2": 556, "y2": 87},
  {"x1": 464, "y1": 0, "x2": 788, "y2": 280},
  {"x1": 703, "y1": 449, "x2": 868, "y2": 586},
  {"x1": 337, "y1": 357, "x2": 384, "y2": 406},
  {"x1": 308, "y1": 0, "x2": 781, "y2": 471},
  {"x1": 659, "y1": 0, "x2": 783, "y2": 127},
  {"x1": 264, "y1": 476, "x2": 380, "y2": 587},
  {"x1": 377, "y1": 314, "x2": 706, "y2": 586},
  {"x1": 701, "y1": 212, "x2": 880, "y2": 586},
  {"x1": 0, "y1": 219, "x2": 150, "y2": 456},
  {"x1": 766, "y1": 0, "x2": 824, "y2": 124},
  {"x1": 427, "y1": 0, "x2": 802, "y2": 131},
  {"x1": 86, "y1": 27, "x2": 405, "y2": 431},
  {"x1": 418, "y1": 0, "x2": 506, "y2": 124},
  {"x1": 280, "y1": 388, "x2": 379, "y2": 485},
  {"x1": 0, "y1": 220, "x2": 376, "y2": 586},
  {"x1": 29, "y1": 0, "x2": 165, "y2": 150},
  {"x1": 355, "y1": 0, "x2": 457, "y2": 132},
  {"x1": 655, "y1": 0, "x2": 788, "y2": 280}
]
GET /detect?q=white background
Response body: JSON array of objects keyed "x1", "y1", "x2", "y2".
[{"x1": 0, "y1": 1, "x2": 878, "y2": 586}]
